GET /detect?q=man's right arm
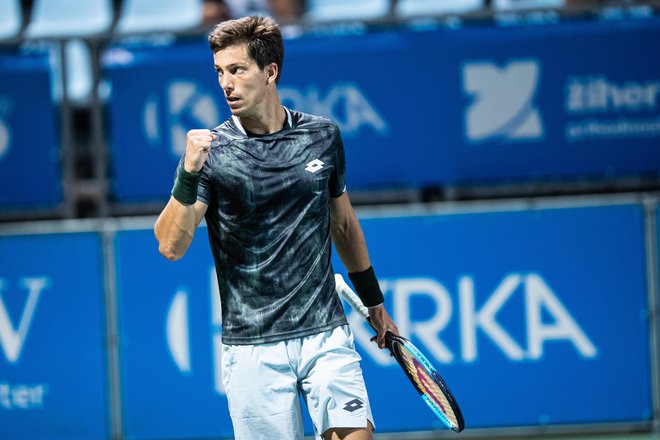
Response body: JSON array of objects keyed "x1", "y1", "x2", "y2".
[
  {"x1": 155, "y1": 198, "x2": 208, "y2": 261},
  {"x1": 154, "y1": 129, "x2": 215, "y2": 261}
]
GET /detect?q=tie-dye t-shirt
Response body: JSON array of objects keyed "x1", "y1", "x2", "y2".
[{"x1": 197, "y1": 108, "x2": 348, "y2": 345}]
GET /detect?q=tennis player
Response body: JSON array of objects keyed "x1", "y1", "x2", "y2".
[{"x1": 154, "y1": 15, "x2": 399, "y2": 440}]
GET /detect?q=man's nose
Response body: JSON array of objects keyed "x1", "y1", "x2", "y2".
[{"x1": 220, "y1": 74, "x2": 233, "y2": 91}]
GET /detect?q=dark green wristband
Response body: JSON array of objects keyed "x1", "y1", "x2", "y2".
[
  {"x1": 171, "y1": 162, "x2": 201, "y2": 205},
  {"x1": 348, "y1": 266, "x2": 384, "y2": 307}
]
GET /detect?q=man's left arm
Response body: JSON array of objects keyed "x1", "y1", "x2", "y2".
[{"x1": 330, "y1": 192, "x2": 399, "y2": 348}]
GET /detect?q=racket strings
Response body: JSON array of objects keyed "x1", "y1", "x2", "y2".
[{"x1": 396, "y1": 344, "x2": 460, "y2": 429}]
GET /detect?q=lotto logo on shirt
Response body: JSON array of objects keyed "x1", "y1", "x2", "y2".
[{"x1": 462, "y1": 59, "x2": 544, "y2": 143}]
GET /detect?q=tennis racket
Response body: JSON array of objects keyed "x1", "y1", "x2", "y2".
[{"x1": 335, "y1": 274, "x2": 465, "y2": 433}]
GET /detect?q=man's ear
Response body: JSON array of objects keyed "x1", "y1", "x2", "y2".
[{"x1": 266, "y1": 63, "x2": 278, "y2": 84}]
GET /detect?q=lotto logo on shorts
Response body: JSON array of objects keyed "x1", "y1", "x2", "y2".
[
  {"x1": 342, "y1": 398, "x2": 364, "y2": 412},
  {"x1": 462, "y1": 59, "x2": 544, "y2": 143}
]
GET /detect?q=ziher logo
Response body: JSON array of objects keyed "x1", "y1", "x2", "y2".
[
  {"x1": 165, "y1": 271, "x2": 596, "y2": 396},
  {"x1": 348, "y1": 273, "x2": 597, "y2": 366},
  {"x1": 143, "y1": 80, "x2": 221, "y2": 158},
  {"x1": 462, "y1": 60, "x2": 544, "y2": 142},
  {"x1": 0, "y1": 95, "x2": 13, "y2": 160},
  {"x1": 279, "y1": 83, "x2": 388, "y2": 136},
  {"x1": 0, "y1": 277, "x2": 50, "y2": 410},
  {"x1": 564, "y1": 76, "x2": 660, "y2": 142},
  {"x1": 566, "y1": 76, "x2": 660, "y2": 114}
]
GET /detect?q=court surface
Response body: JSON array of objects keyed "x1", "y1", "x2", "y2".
[
  {"x1": 493, "y1": 434, "x2": 656, "y2": 440},
  {"x1": 361, "y1": 432, "x2": 660, "y2": 440}
]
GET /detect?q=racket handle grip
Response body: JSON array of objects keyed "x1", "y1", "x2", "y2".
[{"x1": 335, "y1": 273, "x2": 369, "y2": 319}]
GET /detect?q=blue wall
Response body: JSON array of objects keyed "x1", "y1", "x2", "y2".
[
  {"x1": 0, "y1": 52, "x2": 60, "y2": 209},
  {"x1": 104, "y1": 16, "x2": 660, "y2": 202},
  {"x1": 0, "y1": 232, "x2": 107, "y2": 439},
  {"x1": 0, "y1": 201, "x2": 654, "y2": 438}
]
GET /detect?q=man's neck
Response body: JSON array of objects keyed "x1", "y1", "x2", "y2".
[{"x1": 238, "y1": 100, "x2": 286, "y2": 135}]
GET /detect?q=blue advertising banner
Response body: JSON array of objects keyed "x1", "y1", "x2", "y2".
[
  {"x1": 0, "y1": 232, "x2": 107, "y2": 440},
  {"x1": 0, "y1": 52, "x2": 60, "y2": 208},
  {"x1": 114, "y1": 202, "x2": 650, "y2": 436},
  {"x1": 447, "y1": 18, "x2": 660, "y2": 183},
  {"x1": 105, "y1": 16, "x2": 660, "y2": 202},
  {"x1": 284, "y1": 17, "x2": 660, "y2": 185},
  {"x1": 115, "y1": 228, "x2": 236, "y2": 439},
  {"x1": 333, "y1": 203, "x2": 651, "y2": 430},
  {"x1": 104, "y1": 40, "x2": 226, "y2": 202}
]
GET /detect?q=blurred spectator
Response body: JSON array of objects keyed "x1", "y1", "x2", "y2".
[
  {"x1": 565, "y1": 0, "x2": 601, "y2": 6},
  {"x1": 203, "y1": 0, "x2": 231, "y2": 25},
  {"x1": 489, "y1": 0, "x2": 604, "y2": 9},
  {"x1": 269, "y1": 0, "x2": 304, "y2": 21},
  {"x1": 222, "y1": 0, "x2": 303, "y2": 21}
]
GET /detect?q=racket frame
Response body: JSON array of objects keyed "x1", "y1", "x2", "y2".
[{"x1": 335, "y1": 274, "x2": 465, "y2": 433}]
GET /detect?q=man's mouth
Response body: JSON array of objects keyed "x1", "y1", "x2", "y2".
[{"x1": 227, "y1": 96, "x2": 239, "y2": 103}]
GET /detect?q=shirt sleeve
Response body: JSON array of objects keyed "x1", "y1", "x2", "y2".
[
  {"x1": 329, "y1": 124, "x2": 346, "y2": 198},
  {"x1": 197, "y1": 162, "x2": 212, "y2": 205}
]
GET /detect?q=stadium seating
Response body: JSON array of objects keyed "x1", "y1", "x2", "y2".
[
  {"x1": 0, "y1": 0, "x2": 22, "y2": 40},
  {"x1": 25, "y1": 0, "x2": 113, "y2": 38},
  {"x1": 23, "y1": 0, "x2": 113, "y2": 103},
  {"x1": 115, "y1": 0, "x2": 204, "y2": 34},
  {"x1": 395, "y1": 0, "x2": 484, "y2": 16},
  {"x1": 305, "y1": 0, "x2": 391, "y2": 21},
  {"x1": 224, "y1": 0, "x2": 271, "y2": 19},
  {"x1": 492, "y1": 0, "x2": 565, "y2": 10}
]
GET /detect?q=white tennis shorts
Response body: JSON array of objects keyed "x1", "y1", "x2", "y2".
[{"x1": 222, "y1": 325, "x2": 374, "y2": 439}]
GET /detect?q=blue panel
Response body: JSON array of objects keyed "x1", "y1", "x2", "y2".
[
  {"x1": 104, "y1": 40, "x2": 230, "y2": 202},
  {"x1": 0, "y1": 52, "x2": 61, "y2": 208},
  {"x1": 115, "y1": 229, "x2": 235, "y2": 439},
  {"x1": 0, "y1": 232, "x2": 107, "y2": 439},
  {"x1": 282, "y1": 18, "x2": 660, "y2": 185},
  {"x1": 115, "y1": 203, "x2": 650, "y2": 435},
  {"x1": 332, "y1": 204, "x2": 651, "y2": 429},
  {"x1": 281, "y1": 29, "x2": 453, "y2": 189},
  {"x1": 447, "y1": 19, "x2": 660, "y2": 182},
  {"x1": 105, "y1": 17, "x2": 660, "y2": 202}
]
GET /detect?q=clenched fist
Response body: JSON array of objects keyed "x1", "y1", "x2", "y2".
[{"x1": 184, "y1": 129, "x2": 217, "y2": 173}]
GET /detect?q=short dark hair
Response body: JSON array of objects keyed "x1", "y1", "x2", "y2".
[{"x1": 208, "y1": 16, "x2": 284, "y2": 84}]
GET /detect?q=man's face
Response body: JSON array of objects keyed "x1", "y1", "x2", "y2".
[{"x1": 213, "y1": 44, "x2": 271, "y2": 118}]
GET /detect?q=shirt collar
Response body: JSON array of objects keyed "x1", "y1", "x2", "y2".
[{"x1": 231, "y1": 106, "x2": 292, "y2": 136}]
